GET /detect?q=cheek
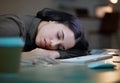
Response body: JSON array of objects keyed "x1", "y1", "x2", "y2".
[
  {"x1": 44, "y1": 30, "x2": 56, "y2": 39},
  {"x1": 35, "y1": 31, "x2": 43, "y2": 46},
  {"x1": 45, "y1": 34, "x2": 54, "y2": 40}
]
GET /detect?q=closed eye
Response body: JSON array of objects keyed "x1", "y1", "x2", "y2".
[
  {"x1": 57, "y1": 30, "x2": 64, "y2": 40},
  {"x1": 57, "y1": 30, "x2": 65, "y2": 50}
]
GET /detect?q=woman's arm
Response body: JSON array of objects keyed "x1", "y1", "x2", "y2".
[
  {"x1": 21, "y1": 47, "x2": 89, "y2": 65},
  {"x1": 21, "y1": 48, "x2": 60, "y2": 64},
  {"x1": 57, "y1": 49, "x2": 89, "y2": 59}
]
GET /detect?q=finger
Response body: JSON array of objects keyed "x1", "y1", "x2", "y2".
[
  {"x1": 32, "y1": 59, "x2": 46, "y2": 64},
  {"x1": 44, "y1": 57, "x2": 59, "y2": 64}
]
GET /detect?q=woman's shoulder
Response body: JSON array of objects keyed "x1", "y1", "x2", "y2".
[
  {"x1": 0, "y1": 14, "x2": 20, "y2": 19},
  {"x1": 0, "y1": 14, "x2": 38, "y2": 21}
]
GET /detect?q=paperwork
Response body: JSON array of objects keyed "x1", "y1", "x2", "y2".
[
  {"x1": 58, "y1": 54, "x2": 112, "y2": 64},
  {"x1": 58, "y1": 49, "x2": 119, "y2": 64}
]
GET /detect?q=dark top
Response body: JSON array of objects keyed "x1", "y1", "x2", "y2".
[{"x1": 0, "y1": 14, "x2": 88, "y2": 59}]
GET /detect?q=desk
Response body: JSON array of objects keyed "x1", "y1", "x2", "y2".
[{"x1": 0, "y1": 58, "x2": 120, "y2": 83}]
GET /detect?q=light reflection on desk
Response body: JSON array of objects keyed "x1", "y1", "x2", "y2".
[
  {"x1": 92, "y1": 58, "x2": 120, "y2": 83},
  {"x1": 94, "y1": 70, "x2": 120, "y2": 83}
]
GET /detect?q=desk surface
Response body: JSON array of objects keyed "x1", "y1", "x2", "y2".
[{"x1": 1, "y1": 58, "x2": 120, "y2": 83}]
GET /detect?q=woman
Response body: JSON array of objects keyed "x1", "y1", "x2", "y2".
[{"x1": 0, "y1": 8, "x2": 89, "y2": 64}]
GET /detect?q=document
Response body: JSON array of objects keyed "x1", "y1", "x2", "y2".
[
  {"x1": 58, "y1": 49, "x2": 119, "y2": 64},
  {"x1": 58, "y1": 54, "x2": 112, "y2": 64}
]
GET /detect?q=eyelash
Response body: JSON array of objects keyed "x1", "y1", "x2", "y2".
[{"x1": 57, "y1": 32, "x2": 64, "y2": 50}]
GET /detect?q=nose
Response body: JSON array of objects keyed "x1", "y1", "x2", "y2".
[{"x1": 50, "y1": 39, "x2": 62, "y2": 48}]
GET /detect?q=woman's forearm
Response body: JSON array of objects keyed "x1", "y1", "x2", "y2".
[{"x1": 21, "y1": 48, "x2": 60, "y2": 64}]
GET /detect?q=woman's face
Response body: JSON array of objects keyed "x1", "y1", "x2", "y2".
[{"x1": 35, "y1": 21, "x2": 75, "y2": 50}]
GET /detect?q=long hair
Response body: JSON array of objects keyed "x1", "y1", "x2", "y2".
[{"x1": 36, "y1": 8, "x2": 88, "y2": 50}]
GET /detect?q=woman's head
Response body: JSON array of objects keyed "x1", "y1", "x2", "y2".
[
  {"x1": 36, "y1": 8, "x2": 88, "y2": 50},
  {"x1": 35, "y1": 21, "x2": 75, "y2": 50}
]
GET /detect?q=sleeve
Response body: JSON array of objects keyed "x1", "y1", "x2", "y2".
[
  {"x1": 0, "y1": 14, "x2": 24, "y2": 37},
  {"x1": 57, "y1": 32, "x2": 89, "y2": 59},
  {"x1": 57, "y1": 49, "x2": 89, "y2": 59}
]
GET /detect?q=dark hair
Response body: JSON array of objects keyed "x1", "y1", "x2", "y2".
[{"x1": 36, "y1": 8, "x2": 88, "y2": 50}]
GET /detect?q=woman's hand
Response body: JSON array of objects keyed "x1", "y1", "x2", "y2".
[{"x1": 21, "y1": 48, "x2": 60, "y2": 65}]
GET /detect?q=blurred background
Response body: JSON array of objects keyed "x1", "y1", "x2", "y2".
[{"x1": 0, "y1": 0, "x2": 120, "y2": 49}]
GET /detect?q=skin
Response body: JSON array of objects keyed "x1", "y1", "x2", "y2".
[{"x1": 35, "y1": 21, "x2": 75, "y2": 50}]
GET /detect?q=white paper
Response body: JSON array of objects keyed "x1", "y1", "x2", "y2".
[{"x1": 58, "y1": 49, "x2": 119, "y2": 64}]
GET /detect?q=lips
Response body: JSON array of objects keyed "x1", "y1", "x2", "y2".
[
  {"x1": 44, "y1": 38, "x2": 50, "y2": 49},
  {"x1": 44, "y1": 38, "x2": 47, "y2": 47}
]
